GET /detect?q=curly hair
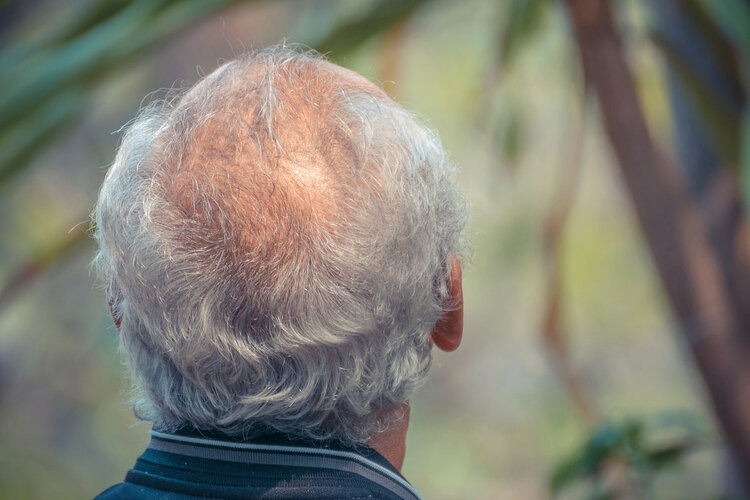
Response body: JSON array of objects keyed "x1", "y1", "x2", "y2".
[{"x1": 92, "y1": 46, "x2": 467, "y2": 445}]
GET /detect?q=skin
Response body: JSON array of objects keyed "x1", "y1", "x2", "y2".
[
  {"x1": 110, "y1": 60, "x2": 464, "y2": 473},
  {"x1": 367, "y1": 254, "x2": 464, "y2": 471},
  {"x1": 109, "y1": 255, "x2": 463, "y2": 473}
]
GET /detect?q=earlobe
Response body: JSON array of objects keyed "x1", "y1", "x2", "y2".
[{"x1": 430, "y1": 254, "x2": 463, "y2": 352}]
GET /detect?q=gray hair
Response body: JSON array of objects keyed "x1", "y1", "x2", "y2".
[{"x1": 92, "y1": 46, "x2": 467, "y2": 444}]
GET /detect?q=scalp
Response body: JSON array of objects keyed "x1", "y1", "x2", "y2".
[
  {"x1": 156, "y1": 55, "x2": 388, "y2": 260},
  {"x1": 92, "y1": 47, "x2": 468, "y2": 444}
]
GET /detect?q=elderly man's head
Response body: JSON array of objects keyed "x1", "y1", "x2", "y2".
[{"x1": 93, "y1": 47, "x2": 467, "y2": 445}]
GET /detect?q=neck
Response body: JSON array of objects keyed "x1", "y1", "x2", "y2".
[{"x1": 366, "y1": 402, "x2": 410, "y2": 471}]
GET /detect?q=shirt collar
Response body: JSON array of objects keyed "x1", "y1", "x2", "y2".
[{"x1": 143, "y1": 426, "x2": 421, "y2": 500}]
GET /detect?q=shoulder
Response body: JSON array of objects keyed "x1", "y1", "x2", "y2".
[
  {"x1": 93, "y1": 482, "x2": 204, "y2": 500},
  {"x1": 95, "y1": 429, "x2": 421, "y2": 499}
]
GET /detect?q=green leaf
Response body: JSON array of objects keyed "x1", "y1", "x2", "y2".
[
  {"x1": 550, "y1": 448, "x2": 588, "y2": 494},
  {"x1": 680, "y1": 0, "x2": 741, "y2": 84},
  {"x1": 0, "y1": 0, "x2": 249, "y2": 188},
  {"x1": 0, "y1": 0, "x2": 132, "y2": 76},
  {"x1": 499, "y1": 0, "x2": 550, "y2": 70},
  {"x1": 549, "y1": 416, "x2": 707, "y2": 497},
  {"x1": 644, "y1": 442, "x2": 693, "y2": 470},
  {"x1": 0, "y1": 0, "x2": 164, "y2": 136},
  {"x1": 0, "y1": 87, "x2": 86, "y2": 185},
  {"x1": 550, "y1": 422, "x2": 627, "y2": 495},
  {"x1": 495, "y1": 107, "x2": 523, "y2": 166},
  {"x1": 314, "y1": 0, "x2": 428, "y2": 59},
  {"x1": 651, "y1": 31, "x2": 741, "y2": 166},
  {"x1": 742, "y1": 111, "x2": 750, "y2": 211},
  {"x1": 693, "y1": 0, "x2": 750, "y2": 52}
]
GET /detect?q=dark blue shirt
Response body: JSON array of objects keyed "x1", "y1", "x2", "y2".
[{"x1": 95, "y1": 427, "x2": 421, "y2": 499}]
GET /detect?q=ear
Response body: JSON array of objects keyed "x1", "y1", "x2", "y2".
[
  {"x1": 430, "y1": 254, "x2": 463, "y2": 352},
  {"x1": 107, "y1": 280, "x2": 122, "y2": 330}
]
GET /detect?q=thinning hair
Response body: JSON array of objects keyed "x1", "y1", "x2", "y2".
[{"x1": 92, "y1": 46, "x2": 467, "y2": 444}]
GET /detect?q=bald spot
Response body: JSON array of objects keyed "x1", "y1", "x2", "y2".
[{"x1": 157, "y1": 57, "x2": 389, "y2": 264}]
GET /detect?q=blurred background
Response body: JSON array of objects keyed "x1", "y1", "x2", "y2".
[{"x1": 2, "y1": 0, "x2": 750, "y2": 498}]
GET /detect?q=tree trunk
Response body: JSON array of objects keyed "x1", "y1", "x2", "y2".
[{"x1": 563, "y1": 0, "x2": 750, "y2": 488}]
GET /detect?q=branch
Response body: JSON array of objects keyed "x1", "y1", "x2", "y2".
[
  {"x1": 563, "y1": 0, "x2": 750, "y2": 485},
  {"x1": 540, "y1": 92, "x2": 599, "y2": 428},
  {"x1": 0, "y1": 228, "x2": 90, "y2": 313}
]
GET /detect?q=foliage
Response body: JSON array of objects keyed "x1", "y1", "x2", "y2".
[
  {"x1": 0, "y1": 0, "x2": 253, "y2": 310},
  {"x1": 651, "y1": 0, "x2": 744, "y2": 170},
  {"x1": 314, "y1": 0, "x2": 428, "y2": 59},
  {"x1": 0, "y1": 0, "x2": 429, "y2": 309},
  {"x1": 551, "y1": 414, "x2": 711, "y2": 499},
  {"x1": 690, "y1": 0, "x2": 750, "y2": 205},
  {"x1": 2, "y1": 0, "x2": 750, "y2": 497},
  {"x1": 498, "y1": 0, "x2": 551, "y2": 71},
  {"x1": 0, "y1": 0, "x2": 252, "y2": 188}
]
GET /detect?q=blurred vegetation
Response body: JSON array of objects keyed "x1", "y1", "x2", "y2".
[
  {"x1": 2, "y1": 0, "x2": 750, "y2": 498},
  {"x1": 551, "y1": 414, "x2": 711, "y2": 499}
]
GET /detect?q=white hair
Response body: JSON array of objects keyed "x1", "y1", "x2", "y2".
[{"x1": 92, "y1": 46, "x2": 467, "y2": 444}]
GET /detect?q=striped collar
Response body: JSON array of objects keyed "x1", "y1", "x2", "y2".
[{"x1": 145, "y1": 429, "x2": 422, "y2": 500}]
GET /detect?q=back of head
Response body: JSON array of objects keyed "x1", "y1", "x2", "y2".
[{"x1": 93, "y1": 46, "x2": 467, "y2": 444}]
